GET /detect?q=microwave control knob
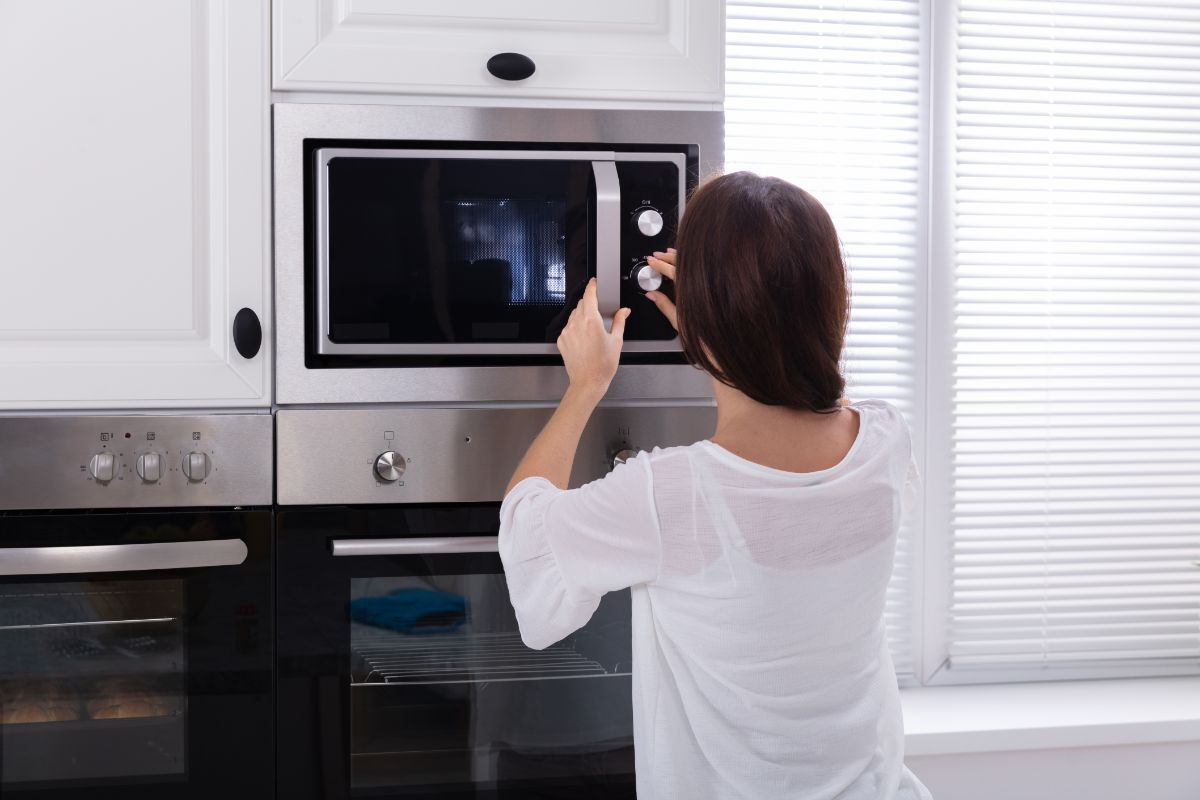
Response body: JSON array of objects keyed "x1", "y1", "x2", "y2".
[
  {"x1": 375, "y1": 451, "x2": 406, "y2": 482},
  {"x1": 634, "y1": 208, "x2": 664, "y2": 237},
  {"x1": 613, "y1": 449, "x2": 640, "y2": 468},
  {"x1": 88, "y1": 452, "x2": 117, "y2": 483},
  {"x1": 633, "y1": 264, "x2": 663, "y2": 293},
  {"x1": 182, "y1": 452, "x2": 210, "y2": 482},
  {"x1": 135, "y1": 452, "x2": 162, "y2": 483}
]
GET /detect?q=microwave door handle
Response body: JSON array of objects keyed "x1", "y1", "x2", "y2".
[
  {"x1": 0, "y1": 539, "x2": 249, "y2": 576},
  {"x1": 331, "y1": 537, "x2": 499, "y2": 557},
  {"x1": 591, "y1": 160, "x2": 622, "y2": 331}
]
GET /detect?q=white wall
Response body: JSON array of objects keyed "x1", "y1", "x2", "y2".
[{"x1": 908, "y1": 741, "x2": 1200, "y2": 800}]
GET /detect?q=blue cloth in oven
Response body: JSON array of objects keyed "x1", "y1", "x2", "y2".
[{"x1": 350, "y1": 588, "x2": 468, "y2": 634}]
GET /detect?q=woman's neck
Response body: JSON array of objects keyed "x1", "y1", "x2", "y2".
[
  {"x1": 709, "y1": 379, "x2": 857, "y2": 473},
  {"x1": 711, "y1": 379, "x2": 822, "y2": 433}
]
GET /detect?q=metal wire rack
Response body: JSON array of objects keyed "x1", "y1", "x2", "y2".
[{"x1": 351, "y1": 625, "x2": 623, "y2": 686}]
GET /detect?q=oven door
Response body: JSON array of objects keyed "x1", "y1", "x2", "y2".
[
  {"x1": 0, "y1": 509, "x2": 271, "y2": 798},
  {"x1": 314, "y1": 148, "x2": 682, "y2": 357},
  {"x1": 277, "y1": 505, "x2": 635, "y2": 800}
]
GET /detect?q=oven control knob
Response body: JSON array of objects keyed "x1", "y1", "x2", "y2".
[
  {"x1": 613, "y1": 449, "x2": 640, "y2": 468},
  {"x1": 182, "y1": 452, "x2": 210, "y2": 482},
  {"x1": 88, "y1": 452, "x2": 117, "y2": 483},
  {"x1": 375, "y1": 451, "x2": 406, "y2": 482},
  {"x1": 632, "y1": 263, "x2": 663, "y2": 293},
  {"x1": 135, "y1": 452, "x2": 162, "y2": 483},
  {"x1": 634, "y1": 208, "x2": 664, "y2": 237}
]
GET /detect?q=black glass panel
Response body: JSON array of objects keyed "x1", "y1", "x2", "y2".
[
  {"x1": 0, "y1": 578, "x2": 185, "y2": 785},
  {"x1": 349, "y1": 575, "x2": 632, "y2": 794},
  {"x1": 0, "y1": 509, "x2": 272, "y2": 800},
  {"x1": 326, "y1": 158, "x2": 593, "y2": 345},
  {"x1": 276, "y1": 505, "x2": 636, "y2": 800}
]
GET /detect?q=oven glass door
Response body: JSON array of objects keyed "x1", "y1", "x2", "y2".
[
  {"x1": 277, "y1": 505, "x2": 635, "y2": 800},
  {"x1": 319, "y1": 150, "x2": 604, "y2": 355},
  {"x1": 0, "y1": 509, "x2": 271, "y2": 799}
]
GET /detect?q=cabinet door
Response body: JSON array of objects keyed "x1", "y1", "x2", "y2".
[
  {"x1": 273, "y1": 0, "x2": 723, "y2": 104},
  {"x1": 0, "y1": 0, "x2": 270, "y2": 410}
]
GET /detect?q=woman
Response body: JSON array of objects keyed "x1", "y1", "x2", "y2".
[{"x1": 499, "y1": 172, "x2": 930, "y2": 799}]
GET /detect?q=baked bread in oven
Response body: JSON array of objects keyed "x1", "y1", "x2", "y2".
[{"x1": 0, "y1": 680, "x2": 82, "y2": 724}]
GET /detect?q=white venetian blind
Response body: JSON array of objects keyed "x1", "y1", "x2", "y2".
[
  {"x1": 725, "y1": 0, "x2": 923, "y2": 679},
  {"x1": 948, "y1": 0, "x2": 1200, "y2": 676}
]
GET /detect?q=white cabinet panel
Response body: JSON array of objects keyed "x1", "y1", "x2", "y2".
[
  {"x1": 273, "y1": 0, "x2": 723, "y2": 104},
  {"x1": 0, "y1": 0, "x2": 271, "y2": 409}
]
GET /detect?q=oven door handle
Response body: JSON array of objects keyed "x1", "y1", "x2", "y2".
[
  {"x1": 0, "y1": 539, "x2": 249, "y2": 576},
  {"x1": 591, "y1": 159, "x2": 622, "y2": 331},
  {"x1": 331, "y1": 537, "x2": 499, "y2": 557}
]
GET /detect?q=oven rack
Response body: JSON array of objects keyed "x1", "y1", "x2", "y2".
[
  {"x1": 0, "y1": 587, "x2": 182, "y2": 629},
  {"x1": 0, "y1": 590, "x2": 183, "y2": 677},
  {"x1": 351, "y1": 626, "x2": 625, "y2": 686}
]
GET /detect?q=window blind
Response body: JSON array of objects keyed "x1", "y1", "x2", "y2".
[
  {"x1": 725, "y1": 0, "x2": 923, "y2": 679},
  {"x1": 947, "y1": 0, "x2": 1200, "y2": 676}
]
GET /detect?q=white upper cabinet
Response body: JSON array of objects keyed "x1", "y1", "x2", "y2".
[
  {"x1": 0, "y1": 0, "x2": 271, "y2": 410},
  {"x1": 273, "y1": 0, "x2": 724, "y2": 104}
]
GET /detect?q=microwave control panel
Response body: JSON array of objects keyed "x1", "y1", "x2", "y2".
[
  {"x1": 276, "y1": 405, "x2": 716, "y2": 506},
  {"x1": 0, "y1": 414, "x2": 273, "y2": 511},
  {"x1": 618, "y1": 160, "x2": 682, "y2": 343}
]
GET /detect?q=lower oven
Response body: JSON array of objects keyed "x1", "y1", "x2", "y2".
[
  {"x1": 275, "y1": 404, "x2": 716, "y2": 799},
  {"x1": 0, "y1": 414, "x2": 273, "y2": 798}
]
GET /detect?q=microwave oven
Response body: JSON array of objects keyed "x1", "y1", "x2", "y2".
[{"x1": 274, "y1": 104, "x2": 724, "y2": 405}]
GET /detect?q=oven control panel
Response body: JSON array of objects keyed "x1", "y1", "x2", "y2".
[
  {"x1": 0, "y1": 414, "x2": 273, "y2": 511},
  {"x1": 275, "y1": 405, "x2": 716, "y2": 506}
]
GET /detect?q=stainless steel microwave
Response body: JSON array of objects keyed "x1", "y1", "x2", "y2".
[{"x1": 274, "y1": 104, "x2": 724, "y2": 405}]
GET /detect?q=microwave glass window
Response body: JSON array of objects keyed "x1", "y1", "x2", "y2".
[
  {"x1": 0, "y1": 579, "x2": 186, "y2": 787},
  {"x1": 445, "y1": 199, "x2": 567, "y2": 307},
  {"x1": 326, "y1": 157, "x2": 593, "y2": 345},
  {"x1": 348, "y1": 575, "x2": 633, "y2": 796}
]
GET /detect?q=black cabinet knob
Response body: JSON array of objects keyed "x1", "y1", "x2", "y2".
[
  {"x1": 486, "y1": 52, "x2": 536, "y2": 81},
  {"x1": 232, "y1": 307, "x2": 262, "y2": 359}
]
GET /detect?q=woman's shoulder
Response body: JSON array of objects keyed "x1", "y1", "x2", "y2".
[
  {"x1": 851, "y1": 398, "x2": 908, "y2": 433},
  {"x1": 849, "y1": 397, "x2": 902, "y2": 417},
  {"x1": 849, "y1": 398, "x2": 913, "y2": 465}
]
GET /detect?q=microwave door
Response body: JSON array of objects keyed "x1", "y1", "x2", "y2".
[{"x1": 315, "y1": 149, "x2": 621, "y2": 356}]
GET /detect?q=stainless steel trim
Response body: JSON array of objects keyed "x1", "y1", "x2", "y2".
[
  {"x1": 276, "y1": 404, "x2": 717, "y2": 505},
  {"x1": 318, "y1": 147, "x2": 618, "y2": 164},
  {"x1": 332, "y1": 537, "x2": 499, "y2": 556},
  {"x1": 312, "y1": 146, "x2": 674, "y2": 355},
  {"x1": 0, "y1": 414, "x2": 274, "y2": 510},
  {"x1": 274, "y1": 103, "x2": 723, "y2": 404},
  {"x1": 592, "y1": 159, "x2": 621, "y2": 328},
  {"x1": 0, "y1": 540, "x2": 249, "y2": 576}
]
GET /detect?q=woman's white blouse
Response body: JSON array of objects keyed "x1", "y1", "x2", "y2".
[{"x1": 499, "y1": 400, "x2": 931, "y2": 799}]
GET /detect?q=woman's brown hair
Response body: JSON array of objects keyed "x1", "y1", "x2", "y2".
[{"x1": 674, "y1": 171, "x2": 849, "y2": 412}]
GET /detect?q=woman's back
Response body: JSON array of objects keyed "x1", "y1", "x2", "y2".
[
  {"x1": 639, "y1": 399, "x2": 922, "y2": 798},
  {"x1": 500, "y1": 400, "x2": 930, "y2": 799}
]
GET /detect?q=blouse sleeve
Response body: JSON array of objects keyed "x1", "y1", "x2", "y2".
[{"x1": 498, "y1": 454, "x2": 661, "y2": 650}]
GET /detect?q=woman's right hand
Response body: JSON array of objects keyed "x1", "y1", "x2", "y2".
[{"x1": 645, "y1": 249, "x2": 678, "y2": 330}]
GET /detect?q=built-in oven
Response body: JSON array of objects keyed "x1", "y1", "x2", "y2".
[
  {"x1": 275, "y1": 404, "x2": 716, "y2": 799},
  {"x1": 0, "y1": 414, "x2": 273, "y2": 798},
  {"x1": 274, "y1": 103, "x2": 724, "y2": 405}
]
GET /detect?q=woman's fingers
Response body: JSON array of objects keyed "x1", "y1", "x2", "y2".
[
  {"x1": 644, "y1": 291, "x2": 678, "y2": 331},
  {"x1": 581, "y1": 277, "x2": 600, "y2": 316},
  {"x1": 610, "y1": 307, "x2": 632, "y2": 340},
  {"x1": 647, "y1": 252, "x2": 676, "y2": 281}
]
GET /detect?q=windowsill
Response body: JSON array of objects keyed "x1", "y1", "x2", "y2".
[{"x1": 901, "y1": 677, "x2": 1200, "y2": 756}]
